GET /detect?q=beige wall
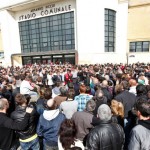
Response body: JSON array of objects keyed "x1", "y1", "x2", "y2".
[
  {"x1": 12, "y1": 55, "x2": 22, "y2": 66},
  {"x1": 127, "y1": 1, "x2": 150, "y2": 63},
  {"x1": 129, "y1": 0, "x2": 150, "y2": 6},
  {"x1": 128, "y1": 4, "x2": 150, "y2": 41}
]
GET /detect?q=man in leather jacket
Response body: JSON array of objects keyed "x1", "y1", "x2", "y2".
[
  {"x1": 11, "y1": 94, "x2": 39, "y2": 150},
  {"x1": 0, "y1": 98, "x2": 33, "y2": 150},
  {"x1": 86, "y1": 104, "x2": 124, "y2": 150}
]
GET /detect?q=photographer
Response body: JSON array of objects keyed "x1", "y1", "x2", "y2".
[
  {"x1": 11, "y1": 94, "x2": 39, "y2": 150},
  {"x1": 0, "y1": 98, "x2": 33, "y2": 150}
]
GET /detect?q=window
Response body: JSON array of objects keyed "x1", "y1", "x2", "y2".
[
  {"x1": 129, "y1": 41, "x2": 149, "y2": 52},
  {"x1": 19, "y1": 11, "x2": 75, "y2": 53},
  {"x1": 105, "y1": 9, "x2": 116, "y2": 52},
  {"x1": 0, "y1": 52, "x2": 4, "y2": 58}
]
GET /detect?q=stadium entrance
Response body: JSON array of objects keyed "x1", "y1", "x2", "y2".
[{"x1": 22, "y1": 53, "x2": 75, "y2": 65}]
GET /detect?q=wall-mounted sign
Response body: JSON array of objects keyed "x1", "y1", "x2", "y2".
[{"x1": 17, "y1": 2, "x2": 73, "y2": 21}]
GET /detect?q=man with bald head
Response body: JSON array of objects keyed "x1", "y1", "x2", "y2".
[
  {"x1": 37, "y1": 98, "x2": 65, "y2": 150},
  {"x1": 0, "y1": 98, "x2": 33, "y2": 150},
  {"x1": 101, "y1": 80, "x2": 112, "y2": 105},
  {"x1": 129, "y1": 79, "x2": 137, "y2": 95}
]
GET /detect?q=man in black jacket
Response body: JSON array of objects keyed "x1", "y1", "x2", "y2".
[
  {"x1": 0, "y1": 98, "x2": 33, "y2": 150},
  {"x1": 86, "y1": 104, "x2": 124, "y2": 150},
  {"x1": 11, "y1": 94, "x2": 39, "y2": 150},
  {"x1": 114, "y1": 80, "x2": 136, "y2": 149}
]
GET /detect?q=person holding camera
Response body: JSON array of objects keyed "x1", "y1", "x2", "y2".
[
  {"x1": 11, "y1": 94, "x2": 39, "y2": 150},
  {"x1": 0, "y1": 97, "x2": 33, "y2": 150}
]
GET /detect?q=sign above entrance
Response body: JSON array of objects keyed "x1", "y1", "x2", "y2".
[{"x1": 16, "y1": 0, "x2": 75, "y2": 21}]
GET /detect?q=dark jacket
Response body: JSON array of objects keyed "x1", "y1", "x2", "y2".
[
  {"x1": 86, "y1": 120, "x2": 125, "y2": 150},
  {"x1": 111, "y1": 115, "x2": 124, "y2": 128},
  {"x1": 115, "y1": 90, "x2": 136, "y2": 118},
  {"x1": 92, "y1": 96, "x2": 107, "y2": 117},
  {"x1": 0, "y1": 112, "x2": 30, "y2": 150},
  {"x1": 11, "y1": 105, "x2": 38, "y2": 140},
  {"x1": 36, "y1": 98, "x2": 47, "y2": 115},
  {"x1": 136, "y1": 94, "x2": 148, "y2": 101},
  {"x1": 128, "y1": 120, "x2": 150, "y2": 150},
  {"x1": 101, "y1": 87, "x2": 113, "y2": 104}
]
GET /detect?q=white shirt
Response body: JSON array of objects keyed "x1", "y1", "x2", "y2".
[
  {"x1": 47, "y1": 74, "x2": 54, "y2": 86},
  {"x1": 72, "y1": 70, "x2": 78, "y2": 78},
  {"x1": 20, "y1": 80, "x2": 34, "y2": 95},
  {"x1": 129, "y1": 86, "x2": 137, "y2": 96}
]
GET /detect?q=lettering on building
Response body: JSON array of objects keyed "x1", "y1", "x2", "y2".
[{"x1": 19, "y1": 4, "x2": 72, "y2": 21}]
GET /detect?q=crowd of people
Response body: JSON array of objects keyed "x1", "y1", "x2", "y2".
[{"x1": 0, "y1": 62, "x2": 149, "y2": 150}]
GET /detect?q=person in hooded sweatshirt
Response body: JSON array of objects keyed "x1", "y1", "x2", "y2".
[{"x1": 37, "y1": 97, "x2": 66, "y2": 150}]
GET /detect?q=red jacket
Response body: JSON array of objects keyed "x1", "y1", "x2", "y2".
[{"x1": 64, "y1": 73, "x2": 73, "y2": 85}]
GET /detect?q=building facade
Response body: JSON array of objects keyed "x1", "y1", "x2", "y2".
[
  {"x1": 0, "y1": 0, "x2": 128, "y2": 66},
  {"x1": 127, "y1": 0, "x2": 150, "y2": 64},
  {"x1": 0, "y1": 25, "x2": 4, "y2": 60}
]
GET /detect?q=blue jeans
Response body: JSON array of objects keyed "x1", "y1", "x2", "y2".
[
  {"x1": 124, "y1": 118, "x2": 133, "y2": 150},
  {"x1": 43, "y1": 141, "x2": 58, "y2": 150},
  {"x1": 44, "y1": 144, "x2": 58, "y2": 150},
  {"x1": 20, "y1": 137, "x2": 40, "y2": 150}
]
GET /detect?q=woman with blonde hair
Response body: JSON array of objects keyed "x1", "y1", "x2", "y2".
[{"x1": 111, "y1": 99, "x2": 124, "y2": 128}]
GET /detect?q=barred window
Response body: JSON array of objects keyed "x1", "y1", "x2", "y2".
[
  {"x1": 19, "y1": 11, "x2": 75, "y2": 53},
  {"x1": 130, "y1": 41, "x2": 149, "y2": 52},
  {"x1": 105, "y1": 9, "x2": 116, "y2": 52}
]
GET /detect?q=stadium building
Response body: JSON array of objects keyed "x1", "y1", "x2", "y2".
[{"x1": 1, "y1": 0, "x2": 148, "y2": 66}]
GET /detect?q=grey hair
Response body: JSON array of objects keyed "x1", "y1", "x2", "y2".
[
  {"x1": 0, "y1": 98, "x2": 8, "y2": 110},
  {"x1": 60, "y1": 86, "x2": 68, "y2": 96},
  {"x1": 97, "y1": 104, "x2": 112, "y2": 121},
  {"x1": 86, "y1": 99, "x2": 96, "y2": 112}
]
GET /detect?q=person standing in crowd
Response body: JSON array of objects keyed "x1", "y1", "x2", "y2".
[
  {"x1": 114, "y1": 80, "x2": 136, "y2": 149},
  {"x1": 136, "y1": 84, "x2": 148, "y2": 101},
  {"x1": 128, "y1": 100, "x2": 150, "y2": 150},
  {"x1": 92, "y1": 89, "x2": 107, "y2": 117},
  {"x1": 72, "y1": 66, "x2": 78, "y2": 84},
  {"x1": 111, "y1": 99, "x2": 124, "y2": 128},
  {"x1": 129, "y1": 79, "x2": 137, "y2": 95},
  {"x1": 0, "y1": 98, "x2": 33, "y2": 150},
  {"x1": 52, "y1": 81, "x2": 62, "y2": 98},
  {"x1": 101, "y1": 80, "x2": 113, "y2": 104},
  {"x1": 36, "y1": 87, "x2": 51, "y2": 115},
  {"x1": 11, "y1": 94, "x2": 39, "y2": 150},
  {"x1": 64, "y1": 69, "x2": 73, "y2": 86},
  {"x1": 74, "y1": 84, "x2": 93, "y2": 111},
  {"x1": 47, "y1": 71, "x2": 54, "y2": 88},
  {"x1": 37, "y1": 98, "x2": 65, "y2": 150},
  {"x1": 20, "y1": 75, "x2": 38, "y2": 96},
  {"x1": 72, "y1": 100, "x2": 96, "y2": 142},
  {"x1": 54, "y1": 86, "x2": 68, "y2": 108},
  {"x1": 58, "y1": 119, "x2": 84, "y2": 150},
  {"x1": 59, "y1": 89, "x2": 78, "y2": 119},
  {"x1": 86, "y1": 104, "x2": 124, "y2": 150}
]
